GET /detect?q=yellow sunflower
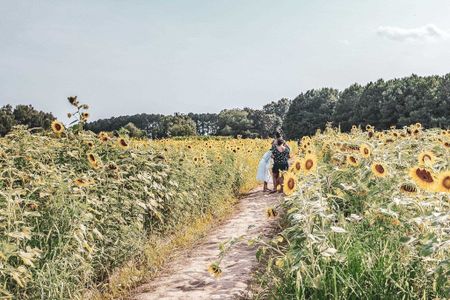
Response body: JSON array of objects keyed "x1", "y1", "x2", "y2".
[
  {"x1": 98, "y1": 132, "x2": 109, "y2": 142},
  {"x1": 117, "y1": 138, "x2": 129, "y2": 149},
  {"x1": 87, "y1": 153, "x2": 100, "y2": 169},
  {"x1": 371, "y1": 162, "x2": 388, "y2": 177},
  {"x1": 51, "y1": 120, "x2": 64, "y2": 134},
  {"x1": 81, "y1": 112, "x2": 90, "y2": 120},
  {"x1": 283, "y1": 172, "x2": 297, "y2": 196},
  {"x1": 346, "y1": 155, "x2": 359, "y2": 167},
  {"x1": 409, "y1": 166, "x2": 436, "y2": 191},
  {"x1": 400, "y1": 183, "x2": 417, "y2": 194},
  {"x1": 417, "y1": 151, "x2": 435, "y2": 166},
  {"x1": 359, "y1": 144, "x2": 371, "y2": 158},
  {"x1": 73, "y1": 178, "x2": 93, "y2": 187},
  {"x1": 435, "y1": 171, "x2": 450, "y2": 193},
  {"x1": 293, "y1": 159, "x2": 302, "y2": 173},
  {"x1": 302, "y1": 154, "x2": 317, "y2": 173},
  {"x1": 266, "y1": 207, "x2": 278, "y2": 218},
  {"x1": 208, "y1": 263, "x2": 222, "y2": 278}
]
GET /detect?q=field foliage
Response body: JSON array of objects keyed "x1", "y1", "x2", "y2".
[
  {"x1": 0, "y1": 126, "x2": 268, "y2": 299},
  {"x1": 258, "y1": 124, "x2": 450, "y2": 299}
]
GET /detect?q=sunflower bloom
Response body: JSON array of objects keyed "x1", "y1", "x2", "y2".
[
  {"x1": 435, "y1": 171, "x2": 450, "y2": 193},
  {"x1": 73, "y1": 178, "x2": 93, "y2": 187},
  {"x1": 371, "y1": 162, "x2": 388, "y2": 177},
  {"x1": 207, "y1": 263, "x2": 222, "y2": 278},
  {"x1": 87, "y1": 153, "x2": 100, "y2": 169},
  {"x1": 51, "y1": 120, "x2": 65, "y2": 134},
  {"x1": 266, "y1": 207, "x2": 278, "y2": 218},
  {"x1": 293, "y1": 159, "x2": 302, "y2": 173},
  {"x1": 417, "y1": 151, "x2": 436, "y2": 166},
  {"x1": 409, "y1": 166, "x2": 436, "y2": 191},
  {"x1": 302, "y1": 154, "x2": 317, "y2": 173},
  {"x1": 346, "y1": 155, "x2": 359, "y2": 167},
  {"x1": 117, "y1": 138, "x2": 129, "y2": 149},
  {"x1": 98, "y1": 132, "x2": 110, "y2": 142},
  {"x1": 400, "y1": 183, "x2": 417, "y2": 194},
  {"x1": 359, "y1": 144, "x2": 371, "y2": 158},
  {"x1": 283, "y1": 172, "x2": 297, "y2": 196}
]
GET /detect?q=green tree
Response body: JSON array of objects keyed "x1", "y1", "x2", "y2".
[
  {"x1": 0, "y1": 105, "x2": 15, "y2": 136},
  {"x1": 333, "y1": 84, "x2": 363, "y2": 131},
  {"x1": 263, "y1": 98, "x2": 291, "y2": 120},
  {"x1": 161, "y1": 114, "x2": 197, "y2": 137},
  {"x1": 284, "y1": 88, "x2": 338, "y2": 139},
  {"x1": 121, "y1": 122, "x2": 146, "y2": 138}
]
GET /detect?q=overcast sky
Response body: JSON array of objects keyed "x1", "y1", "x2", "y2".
[{"x1": 1, "y1": 0, "x2": 450, "y2": 120}]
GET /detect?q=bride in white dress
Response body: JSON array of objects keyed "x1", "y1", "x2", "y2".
[{"x1": 256, "y1": 150, "x2": 273, "y2": 192}]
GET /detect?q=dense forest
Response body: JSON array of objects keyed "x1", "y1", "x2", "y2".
[
  {"x1": 0, "y1": 104, "x2": 55, "y2": 136},
  {"x1": 1, "y1": 73, "x2": 449, "y2": 139}
]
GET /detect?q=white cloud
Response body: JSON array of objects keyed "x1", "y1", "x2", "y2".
[{"x1": 377, "y1": 24, "x2": 450, "y2": 42}]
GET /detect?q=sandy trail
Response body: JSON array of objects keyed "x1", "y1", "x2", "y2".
[{"x1": 130, "y1": 186, "x2": 281, "y2": 300}]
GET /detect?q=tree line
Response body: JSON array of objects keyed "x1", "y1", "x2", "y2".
[
  {"x1": 283, "y1": 73, "x2": 449, "y2": 138},
  {"x1": 85, "y1": 98, "x2": 291, "y2": 138},
  {"x1": 1, "y1": 73, "x2": 449, "y2": 138},
  {"x1": 0, "y1": 104, "x2": 55, "y2": 136}
]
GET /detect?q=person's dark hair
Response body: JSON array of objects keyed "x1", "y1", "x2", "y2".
[
  {"x1": 277, "y1": 138, "x2": 284, "y2": 146},
  {"x1": 275, "y1": 131, "x2": 281, "y2": 139}
]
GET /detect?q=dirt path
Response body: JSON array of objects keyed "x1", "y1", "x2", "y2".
[{"x1": 130, "y1": 186, "x2": 282, "y2": 300}]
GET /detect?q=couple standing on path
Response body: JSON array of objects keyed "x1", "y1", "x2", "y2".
[{"x1": 256, "y1": 131, "x2": 290, "y2": 194}]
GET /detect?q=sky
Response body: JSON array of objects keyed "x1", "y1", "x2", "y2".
[{"x1": 1, "y1": 0, "x2": 450, "y2": 121}]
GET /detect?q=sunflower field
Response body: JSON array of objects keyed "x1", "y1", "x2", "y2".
[
  {"x1": 0, "y1": 124, "x2": 269, "y2": 299},
  {"x1": 257, "y1": 124, "x2": 450, "y2": 299}
]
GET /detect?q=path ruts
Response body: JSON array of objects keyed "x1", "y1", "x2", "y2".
[{"x1": 130, "y1": 186, "x2": 281, "y2": 300}]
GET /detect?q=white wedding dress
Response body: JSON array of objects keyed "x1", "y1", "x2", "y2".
[{"x1": 256, "y1": 151, "x2": 272, "y2": 182}]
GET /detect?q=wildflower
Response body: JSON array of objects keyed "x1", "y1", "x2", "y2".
[
  {"x1": 266, "y1": 207, "x2": 278, "y2": 218},
  {"x1": 117, "y1": 138, "x2": 129, "y2": 149},
  {"x1": 207, "y1": 263, "x2": 222, "y2": 278},
  {"x1": 67, "y1": 96, "x2": 78, "y2": 106},
  {"x1": 81, "y1": 112, "x2": 90, "y2": 121},
  {"x1": 51, "y1": 120, "x2": 64, "y2": 134},
  {"x1": 283, "y1": 172, "x2": 297, "y2": 196},
  {"x1": 418, "y1": 151, "x2": 435, "y2": 166},
  {"x1": 346, "y1": 155, "x2": 359, "y2": 167},
  {"x1": 73, "y1": 178, "x2": 92, "y2": 187},
  {"x1": 400, "y1": 183, "x2": 417, "y2": 194},
  {"x1": 87, "y1": 153, "x2": 100, "y2": 169},
  {"x1": 371, "y1": 163, "x2": 388, "y2": 177},
  {"x1": 409, "y1": 166, "x2": 436, "y2": 191},
  {"x1": 302, "y1": 154, "x2": 317, "y2": 173},
  {"x1": 98, "y1": 132, "x2": 109, "y2": 142},
  {"x1": 360, "y1": 144, "x2": 371, "y2": 158},
  {"x1": 435, "y1": 171, "x2": 450, "y2": 193}
]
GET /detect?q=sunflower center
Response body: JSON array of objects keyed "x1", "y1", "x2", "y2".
[
  {"x1": 375, "y1": 164, "x2": 384, "y2": 174},
  {"x1": 364, "y1": 148, "x2": 369, "y2": 155},
  {"x1": 422, "y1": 154, "x2": 431, "y2": 162},
  {"x1": 401, "y1": 184, "x2": 416, "y2": 193},
  {"x1": 349, "y1": 156, "x2": 356, "y2": 163},
  {"x1": 415, "y1": 168, "x2": 434, "y2": 183},
  {"x1": 442, "y1": 176, "x2": 450, "y2": 189},
  {"x1": 305, "y1": 159, "x2": 313, "y2": 170},
  {"x1": 120, "y1": 140, "x2": 128, "y2": 147},
  {"x1": 287, "y1": 178, "x2": 295, "y2": 189},
  {"x1": 295, "y1": 162, "x2": 301, "y2": 170},
  {"x1": 444, "y1": 142, "x2": 450, "y2": 148}
]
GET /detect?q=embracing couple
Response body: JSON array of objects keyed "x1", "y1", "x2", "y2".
[{"x1": 256, "y1": 131, "x2": 290, "y2": 194}]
